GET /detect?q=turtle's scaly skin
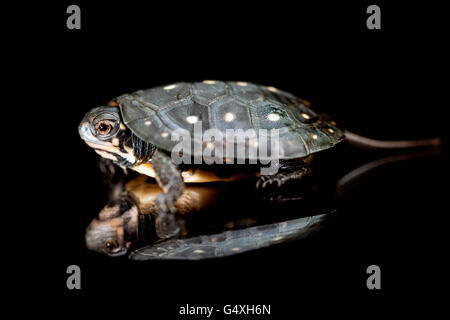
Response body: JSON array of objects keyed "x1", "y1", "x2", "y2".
[
  {"x1": 117, "y1": 81, "x2": 344, "y2": 161},
  {"x1": 125, "y1": 175, "x2": 221, "y2": 214}
]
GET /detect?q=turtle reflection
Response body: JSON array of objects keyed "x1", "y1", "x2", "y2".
[{"x1": 86, "y1": 174, "x2": 332, "y2": 259}]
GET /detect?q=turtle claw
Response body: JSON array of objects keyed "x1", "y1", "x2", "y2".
[
  {"x1": 155, "y1": 194, "x2": 180, "y2": 239},
  {"x1": 155, "y1": 213, "x2": 180, "y2": 239},
  {"x1": 256, "y1": 174, "x2": 286, "y2": 190},
  {"x1": 256, "y1": 166, "x2": 307, "y2": 191}
]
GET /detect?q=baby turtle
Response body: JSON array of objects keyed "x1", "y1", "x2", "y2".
[{"x1": 79, "y1": 81, "x2": 441, "y2": 240}]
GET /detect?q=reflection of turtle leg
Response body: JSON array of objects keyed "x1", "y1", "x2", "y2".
[
  {"x1": 98, "y1": 158, "x2": 128, "y2": 201},
  {"x1": 256, "y1": 159, "x2": 307, "y2": 190},
  {"x1": 152, "y1": 150, "x2": 184, "y2": 239}
]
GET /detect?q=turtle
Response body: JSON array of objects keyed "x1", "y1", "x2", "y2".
[
  {"x1": 79, "y1": 81, "x2": 441, "y2": 240},
  {"x1": 85, "y1": 175, "x2": 331, "y2": 259}
]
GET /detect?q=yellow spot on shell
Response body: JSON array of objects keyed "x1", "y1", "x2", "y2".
[
  {"x1": 267, "y1": 86, "x2": 278, "y2": 92},
  {"x1": 202, "y1": 80, "x2": 216, "y2": 84},
  {"x1": 301, "y1": 113, "x2": 311, "y2": 120},
  {"x1": 236, "y1": 81, "x2": 248, "y2": 86},
  {"x1": 224, "y1": 112, "x2": 235, "y2": 122},
  {"x1": 163, "y1": 84, "x2": 177, "y2": 90},
  {"x1": 186, "y1": 115, "x2": 199, "y2": 124},
  {"x1": 267, "y1": 113, "x2": 280, "y2": 121}
]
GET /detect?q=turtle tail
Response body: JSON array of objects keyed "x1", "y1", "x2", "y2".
[{"x1": 344, "y1": 130, "x2": 442, "y2": 150}]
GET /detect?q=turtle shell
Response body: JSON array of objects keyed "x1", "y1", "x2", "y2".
[{"x1": 117, "y1": 81, "x2": 343, "y2": 161}]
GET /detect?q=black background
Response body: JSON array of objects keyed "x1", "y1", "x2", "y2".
[{"x1": 13, "y1": 1, "x2": 448, "y2": 318}]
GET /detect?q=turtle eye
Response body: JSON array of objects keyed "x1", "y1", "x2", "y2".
[
  {"x1": 103, "y1": 240, "x2": 119, "y2": 253},
  {"x1": 96, "y1": 120, "x2": 113, "y2": 135}
]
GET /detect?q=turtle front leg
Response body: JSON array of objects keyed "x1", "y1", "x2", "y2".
[{"x1": 152, "y1": 149, "x2": 185, "y2": 239}]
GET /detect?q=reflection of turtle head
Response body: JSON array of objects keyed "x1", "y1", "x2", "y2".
[
  {"x1": 78, "y1": 106, "x2": 156, "y2": 168},
  {"x1": 85, "y1": 197, "x2": 139, "y2": 257}
]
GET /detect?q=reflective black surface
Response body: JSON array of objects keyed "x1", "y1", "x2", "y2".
[{"x1": 17, "y1": 1, "x2": 448, "y2": 318}]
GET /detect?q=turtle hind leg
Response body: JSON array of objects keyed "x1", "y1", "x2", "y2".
[
  {"x1": 256, "y1": 158, "x2": 307, "y2": 190},
  {"x1": 152, "y1": 149, "x2": 184, "y2": 239}
]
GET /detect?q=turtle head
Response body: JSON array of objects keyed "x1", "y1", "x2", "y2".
[
  {"x1": 79, "y1": 106, "x2": 156, "y2": 167},
  {"x1": 85, "y1": 197, "x2": 139, "y2": 257},
  {"x1": 79, "y1": 106, "x2": 123, "y2": 141}
]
